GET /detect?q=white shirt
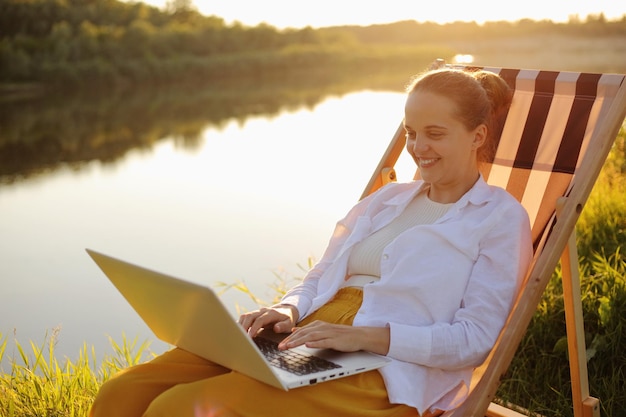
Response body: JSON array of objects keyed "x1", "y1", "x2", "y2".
[{"x1": 280, "y1": 177, "x2": 533, "y2": 413}]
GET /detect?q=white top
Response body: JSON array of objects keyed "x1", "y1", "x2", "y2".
[
  {"x1": 344, "y1": 190, "x2": 452, "y2": 285},
  {"x1": 280, "y1": 177, "x2": 533, "y2": 414}
]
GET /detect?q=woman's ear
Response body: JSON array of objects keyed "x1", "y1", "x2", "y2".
[{"x1": 472, "y1": 124, "x2": 488, "y2": 150}]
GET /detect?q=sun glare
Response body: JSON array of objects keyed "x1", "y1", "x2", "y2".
[
  {"x1": 452, "y1": 54, "x2": 475, "y2": 65},
  {"x1": 143, "y1": 0, "x2": 626, "y2": 28}
]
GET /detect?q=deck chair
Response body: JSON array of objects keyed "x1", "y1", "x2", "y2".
[{"x1": 361, "y1": 60, "x2": 626, "y2": 417}]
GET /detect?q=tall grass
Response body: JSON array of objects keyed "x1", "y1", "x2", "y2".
[
  {"x1": 0, "y1": 328, "x2": 153, "y2": 417},
  {"x1": 215, "y1": 257, "x2": 312, "y2": 314}
]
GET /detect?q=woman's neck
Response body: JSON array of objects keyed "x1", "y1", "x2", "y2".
[{"x1": 427, "y1": 173, "x2": 480, "y2": 204}]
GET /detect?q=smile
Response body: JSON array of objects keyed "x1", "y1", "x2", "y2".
[{"x1": 418, "y1": 157, "x2": 439, "y2": 168}]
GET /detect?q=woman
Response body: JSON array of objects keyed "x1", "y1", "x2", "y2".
[{"x1": 90, "y1": 68, "x2": 533, "y2": 417}]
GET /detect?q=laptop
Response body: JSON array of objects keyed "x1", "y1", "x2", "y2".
[{"x1": 86, "y1": 249, "x2": 390, "y2": 390}]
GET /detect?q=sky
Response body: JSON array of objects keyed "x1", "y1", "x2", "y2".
[{"x1": 141, "y1": 0, "x2": 625, "y2": 28}]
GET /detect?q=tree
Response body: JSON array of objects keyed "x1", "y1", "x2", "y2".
[{"x1": 165, "y1": 0, "x2": 195, "y2": 14}]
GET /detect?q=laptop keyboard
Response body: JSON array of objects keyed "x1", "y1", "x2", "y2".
[{"x1": 254, "y1": 337, "x2": 342, "y2": 376}]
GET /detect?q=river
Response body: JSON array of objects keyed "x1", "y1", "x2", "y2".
[{"x1": 0, "y1": 86, "x2": 417, "y2": 366}]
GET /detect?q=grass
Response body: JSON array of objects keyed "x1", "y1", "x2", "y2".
[
  {"x1": 496, "y1": 249, "x2": 626, "y2": 416},
  {"x1": 1, "y1": 132, "x2": 624, "y2": 416},
  {"x1": 214, "y1": 257, "x2": 312, "y2": 314},
  {"x1": 0, "y1": 328, "x2": 153, "y2": 417}
]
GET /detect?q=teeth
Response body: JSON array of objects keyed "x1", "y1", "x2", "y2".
[{"x1": 420, "y1": 158, "x2": 437, "y2": 165}]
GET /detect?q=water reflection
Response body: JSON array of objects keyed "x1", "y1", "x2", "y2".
[
  {"x1": 0, "y1": 83, "x2": 416, "y2": 365},
  {"x1": 0, "y1": 73, "x2": 410, "y2": 184}
]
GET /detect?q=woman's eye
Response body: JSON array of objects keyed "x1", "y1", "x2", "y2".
[{"x1": 405, "y1": 131, "x2": 416, "y2": 140}]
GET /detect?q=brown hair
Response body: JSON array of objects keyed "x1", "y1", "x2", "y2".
[{"x1": 406, "y1": 68, "x2": 512, "y2": 163}]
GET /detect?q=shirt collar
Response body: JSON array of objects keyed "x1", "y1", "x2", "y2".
[
  {"x1": 455, "y1": 175, "x2": 493, "y2": 209},
  {"x1": 384, "y1": 175, "x2": 493, "y2": 210},
  {"x1": 382, "y1": 181, "x2": 430, "y2": 208}
]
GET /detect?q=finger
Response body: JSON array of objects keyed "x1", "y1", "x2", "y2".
[
  {"x1": 238, "y1": 309, "x2": 272, "y2": 333},
  {"x1": 278, "y1": 327, "x2": 322, "y2": 350},
  {"x1": 246, "y1": 314, "x2": 267, "y2": 337},
  {"x1": 300, "y1": 336, "x2": 334, "y2": 350},
  {"x1": 237, "y1": 311, "x2": 261, "y2": 331},
  {"x1": 272, "y1": 318, "x2": 295, "y2": 334},
  {"x1": 277, "y1": 326, "x2": 299, "y2": 348},
  {"x1": 279, "y1": 322, "x2": 351, "y2": 351},
  {"x1": 247, "y1": 310, "x2": 280, "y2": 337}
]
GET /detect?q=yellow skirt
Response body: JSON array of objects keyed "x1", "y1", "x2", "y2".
[{"x1": 89, "y1": 288, "x2": 424, "y2": 417}]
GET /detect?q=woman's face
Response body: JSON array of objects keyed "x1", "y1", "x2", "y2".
[{"x1": 404, "y1": 90, "x2": 486, "y2": 203}]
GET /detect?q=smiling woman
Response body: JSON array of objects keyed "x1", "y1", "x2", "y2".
[
  {"x1": 86, "y1": 65, "x2": 533, "y2": 417},
  {"x1": 141, "y1": 0, "x2": 625, "y2": 28}
]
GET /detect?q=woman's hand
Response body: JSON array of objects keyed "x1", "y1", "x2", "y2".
[
  {"x1": 238, "y1": 304, "x2": 299, "y2": 337},
  {"x1": 278, "y1": 320, "x2": 390, "y2": 356}
]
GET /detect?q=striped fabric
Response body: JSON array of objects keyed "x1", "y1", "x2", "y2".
[{"x1": 442, "y1": 66, "x2": 625, "y2": 250}]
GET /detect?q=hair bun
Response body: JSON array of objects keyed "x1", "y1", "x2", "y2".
[{"x1": 472, "y1": 71, "x2": 513, "y2": 116}]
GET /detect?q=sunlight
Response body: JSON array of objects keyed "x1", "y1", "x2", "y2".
[
  {"x1": 452, "y1": 54, "x2": 475, "y2": 65},
  {"x1": 137, "y1": 0, "x2": 625, "y2": 28}
]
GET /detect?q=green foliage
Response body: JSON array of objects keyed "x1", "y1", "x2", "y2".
[
  {"x1": 577, "y1": 130, "x2": 626, "y2": 264},
  {"x1": 0, "y1": 328, "x2": 154, "y2": 417},
  {"x1": 319, "y1": 15, "x2": 626, "y2": 45},
  {"x1": 2, "y1": 0, "x2": 624, "y2": 87},
  {"x1": 0, "y1": 0, "x2": 450, "y2": 87}
]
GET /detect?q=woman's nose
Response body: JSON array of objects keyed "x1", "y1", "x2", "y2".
[{"x1": 412, "y1": 136, "x2": 428, "y2": 153}]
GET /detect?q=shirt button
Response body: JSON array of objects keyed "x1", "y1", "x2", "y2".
[{"x1": 382, "y1": 254, "x2": 389, "y2": 260}]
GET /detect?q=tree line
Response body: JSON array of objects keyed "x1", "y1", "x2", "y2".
[
  {"x1": 0, "y1": 0, "x2": 624, "y2": 88},
  {"x1": 322, "y1": 13, "x2": 626, "y2": 44}
]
